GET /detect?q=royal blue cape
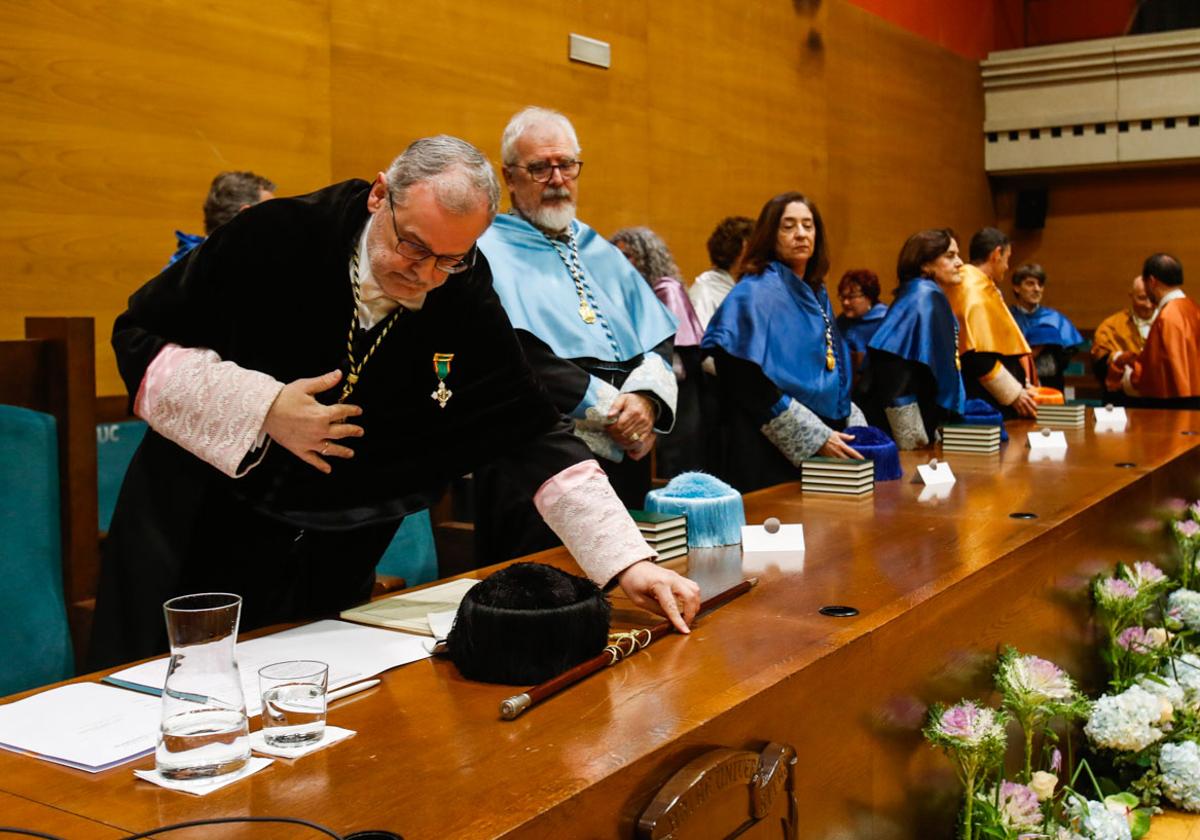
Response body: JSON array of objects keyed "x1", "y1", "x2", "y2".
[
  {"x1": 701, "y1": 260, "x2": 851, "y2": 420},
  {"x1": 868, "y1": 277, "x2": 965, "y2": 415},
  {"x1": 1008, "y1": 305, "x2": 1083, "y2": 349},
  {"x1": 838, "y1": 302, "x2": 888, "y2": 354},
  {"x1": 167, "y1": 231, "x2": 205, "y2": 267},
  {"x1": 478, "y1": 214, "x2": 677, "y2": 362}
]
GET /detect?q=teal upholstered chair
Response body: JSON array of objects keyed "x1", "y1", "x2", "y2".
[
  {"x1": 0, "y1": 406, "x2": 75, "y2": 694},
  {"x1": 96, "y1": 420, "x2": 148, "y2": 532},
  {"x1": 0, "y1": 318, "x2": 98, "y2": 685},
  {"x1": 375, "y1": 510, "x2": 438, "y2": 587}
]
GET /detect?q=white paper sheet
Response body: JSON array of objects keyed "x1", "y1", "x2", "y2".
[
  {"x1": 0, "y1": 683, "x2": 158, "y2": 772},
  {"x1": 107, "y1": 620, "x2": 431, "y2": 717}
]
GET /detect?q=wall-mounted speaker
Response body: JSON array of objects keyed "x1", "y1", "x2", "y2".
[{"x1": 1015, "y1": 188, "x2": 1048, "y2": 229}]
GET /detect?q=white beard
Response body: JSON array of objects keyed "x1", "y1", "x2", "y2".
[{"x1": 518, "y1": 189, "x2": 577, "y2": 234}]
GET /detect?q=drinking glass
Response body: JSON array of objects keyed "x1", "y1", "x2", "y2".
[
  {"x1": 258, "y1": 660, "x2": 329, "y2": 747},
  {"x1": 155, "y1": 593, "x2": 250, "y2": 779}
]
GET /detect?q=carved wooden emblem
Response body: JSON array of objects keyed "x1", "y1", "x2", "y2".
[{"x1": 636, "y1": 742, "x2": 798, "y2": 839}]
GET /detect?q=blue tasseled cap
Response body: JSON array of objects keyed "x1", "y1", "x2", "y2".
[
  {"x1": 644, "y1": 471, "x2": 745, "y2": 547},
  {"x1": 961, "y1": 398, "x2": 1009, "y2": 442},
  {"x1": 842, "y1": 425, "x2": 902, "y2": 481}
]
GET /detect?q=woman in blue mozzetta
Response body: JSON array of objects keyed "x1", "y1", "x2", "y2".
[
  {"x1": 701, "y1": 191, "x2": 866, "y2": 492},
  {"x1": 835, "y1": 268, "x2": 887, "y2": 380},
  {"x1": 855, "y1": 229, "x2": 967, "y2": 449}
]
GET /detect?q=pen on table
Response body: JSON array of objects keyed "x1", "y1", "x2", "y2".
[{"x1": 328, "y1": 679, "x2": 381, "y2": 703}]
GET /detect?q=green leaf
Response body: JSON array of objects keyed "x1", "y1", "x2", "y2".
[
  {"x1": 1128, "y1": 809, "x2": 1152, "y2": 839},
  {"x1": 1104, "y1": 792, "x2": 1138, "y2": 809}
]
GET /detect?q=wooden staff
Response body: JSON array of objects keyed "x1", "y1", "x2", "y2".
[{"x1": 499, "y1": 577, "x2": 758, "y2": 720}]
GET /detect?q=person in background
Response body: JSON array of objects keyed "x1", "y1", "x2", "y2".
[
  {"x1": 475, "y1": 106, "x2": 678, "y2": 563},
  {"x1": 691, "y1": 215, "x2": 752, "y2": 475},
  {"x1": 611, "y1": 226, "x2": 705, "y2": 477},
  {"x1": 702, "y1": 191, "x2": 866, "y2": 492},
  {"x1": 690, "y1": 216, "x2": 753, "y2": 329},
  {"x1": 1091, "y1": 275, "x2": 1155, "y2": 402},
  {"x1": 168, "y1": 170, "x2": 276, "y2": 266},
  {"x1": 1007, "y1": 263, "x2": 1084, "y2": 392},
  {"x1": 1108, "y1": 253, "x2": 1200, "y2": 408},
  {"x1": 855, "y1": 229, "x2": 965, "y2": 448},
  {"x1": 944, "y1": 227, "x2": 1038, "y2": 418},
  {"x1": 835, "y1": 268, "x2": 887, "y2": 378}
]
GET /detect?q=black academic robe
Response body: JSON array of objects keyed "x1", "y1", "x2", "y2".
[
  {"x1": 709, "y1": 350, "x2": 851, "y2": 493},
  {"x1": 855, "y1": 351, "x2": 957, "y2": 443},
  {"x1": 960, "y1": 351, "x2": 1030, "y2": 418},
  {"x1": 90, "y1": 179, "x2": 589, "y2": 668},
  {"x1": 471, "y1": 332, "x2": 672, "y2": 565}
]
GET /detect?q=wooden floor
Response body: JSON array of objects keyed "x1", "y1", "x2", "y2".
[{"x1": 0, "y1": 410, "x2": 1198, "y2": 838}]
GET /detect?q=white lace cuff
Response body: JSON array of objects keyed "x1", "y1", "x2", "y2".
[
  {"x1": 760, "y1": 398, "x2": 831, "y2": 467},
  {"x1": 980, "y1": 362, "x2": 1024, "y2": 406},
  {"x1": 134, "y1": 344, "x2": 284, "y2": 478},
  {"x1": 621, "y1": 354, "x2": 678, "y2": 433},
  {"x1": 534, "y1": 460, "x2": 656, "y2": 585},
  {"x1": 573, "y1": 377, "x2": 623, "y2": 462},
  {"x1": 885, "y1": 403, "x2": 929, "y2": 450},
  {"x1": 848, "y1": 401, "x2": 866, "y2": 428}
]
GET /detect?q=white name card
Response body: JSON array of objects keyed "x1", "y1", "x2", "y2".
[
  {"x1": 1027, "y1": 428, "x2": 1068, "y2": 450},
  {"x1": 741, "y1": 523, "x2": 805, "y2": 553},
  {"x1": 916, "y1": 459, "x2": 956, "y2": 487},
  {"x1": 918, "y1": 483, "x2": 954, "y2": 503},
  {"x1": 1094, "y1": 405, "x2": 1128, "y2": 429}
]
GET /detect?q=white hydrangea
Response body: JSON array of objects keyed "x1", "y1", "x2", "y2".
[
  {"x1": 1164, "y1": 653, "x2": 1200, "y2": 695},
  {"x1": 1168, "y1": 589, "x2": 1200, "y2": 631},
  {"x1": 1084, "y1": 685, "x2": 1169, "y2": 752},
  {"x1": 1136, "y1": 674, "x2": 1186, "y2": 710},
  {"x1": 1065, "y1": 795, "x2": 1133, "y2": 840},
  {"x1": 1160, "y1": 741, "x2": 1200, "y2": 812}
]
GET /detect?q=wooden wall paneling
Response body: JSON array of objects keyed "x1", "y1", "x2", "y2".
[
  {"x1": 644, "y1": 0, "x2": 829, "y2": 282},
  {"x1": 0, "y1": 0, "x2": 333, "y2": 396},
  {"x1": 996, "y1": 165, "x2": 1200, "y2": 334},
  {"x1": 330, "y1": 0, "x2": 653, "y2": 239},
  {"x1": 825, "y1": 0, "x2": 994, "y2": 297}
]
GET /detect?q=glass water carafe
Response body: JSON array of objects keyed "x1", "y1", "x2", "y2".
[{"x1": 155, "y1": 592, "x2": 250, "y2": 779}]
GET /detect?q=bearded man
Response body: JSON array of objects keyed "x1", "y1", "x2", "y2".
[{"x1": 475, "y1": 107, "x2": 679, "y2": 563}]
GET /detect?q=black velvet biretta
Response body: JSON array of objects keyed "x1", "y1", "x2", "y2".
[{"x1": 446, "y1": 562, "x2": 611, "y2": 685}]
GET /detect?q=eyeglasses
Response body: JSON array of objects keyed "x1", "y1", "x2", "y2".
[
  {"x1": 512, "y1": 159, "x2": 584, "y2": 183},
  {"x1": 386, "y1": 190, "x2": 476, "y2": 274}
]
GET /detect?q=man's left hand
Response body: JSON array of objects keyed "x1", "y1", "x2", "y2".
[
  {"x1": 616, "y1": 560, "x2": 701, "y2": 634},
  {"x1": 607, "y1": 392, "x2": 655, "y2": 444}
]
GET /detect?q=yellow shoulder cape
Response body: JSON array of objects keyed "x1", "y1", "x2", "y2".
[{"x1": 944, "y1": 264, "x2": 1032, "y2": 356}]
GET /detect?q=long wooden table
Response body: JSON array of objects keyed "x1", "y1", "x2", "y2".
[{"x1": 2, "y1": 410, "x2": 1199, "y2": 839}]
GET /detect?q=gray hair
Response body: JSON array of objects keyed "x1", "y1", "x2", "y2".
[
  {"x1": 610, "y1": 227, "x2": 682, "y2": 285},
  {"x1": 386, "y1": 135, "x2": 499, "y2": 218},
  {"x1": 500, "y1": 107, "x2": 581, "y2": 166}
]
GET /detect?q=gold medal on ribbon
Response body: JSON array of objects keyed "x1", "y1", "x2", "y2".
[
  {"x1": 578, "y1": 300, "x2": 597, "y2": 324},
  {"x1": 431, "y1": 352, "x2": 454, "y2": 409},
  {"x1": 826, "y1": 349, "x2": 836, "y2": 371}
]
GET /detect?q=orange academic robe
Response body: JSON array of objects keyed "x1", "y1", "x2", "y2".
[
  {"x1": 1112, "y1": 294, "x2": 1200, "y2": 398},
  {"x1": 1090, "y1": 309, "x2": 1146, "y2": 363}
]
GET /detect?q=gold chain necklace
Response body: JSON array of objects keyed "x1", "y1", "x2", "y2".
[
  {"x1": 340, "y1": 248, "x2": 403, "y2": 403},
  {"x1": 546, "y1": 229, "x2": 598, "y2": 324}
]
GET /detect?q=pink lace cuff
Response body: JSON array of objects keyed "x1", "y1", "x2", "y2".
[
  {"x1": 533, "y1": 460, "x2": 656, "y2": 585},
  {"x1": 135, "y1": 344, "x2": 285, "y2": 478}
]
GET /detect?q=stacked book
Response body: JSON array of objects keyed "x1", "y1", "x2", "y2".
[
  {"x1": 942, "y1": 424, "x2": 1002, "y2": 453},
  {"x1": 1037, "y1": 403, "x2": 1086, "y2": 428},
  {"x1": 800, "y1": 457, "x2": 875, "y2": 496},
  {"x1": 629, "y1": 510, "x2": 689, "y2": 562}
]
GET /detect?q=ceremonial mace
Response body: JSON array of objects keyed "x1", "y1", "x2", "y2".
[{"x1": 499, "y1": 577, "x2": 758, "y2": 720}]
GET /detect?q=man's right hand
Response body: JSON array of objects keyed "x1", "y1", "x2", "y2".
[
  {"x1": 262, "y1": 370, "x2": 364, "y2": 473},
  {"x1": 1010, "y1": 388, "x2": 1039, "y2": 418}
]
